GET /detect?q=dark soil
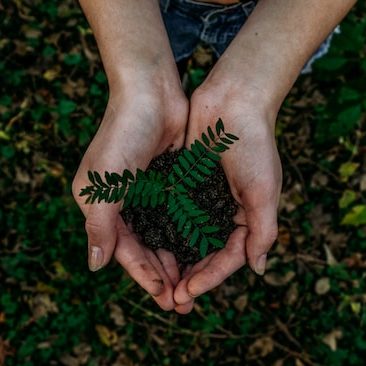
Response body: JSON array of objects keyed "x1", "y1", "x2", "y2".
[{"x1": 121, "y1": 151, "x2": 238, "y2": 266}]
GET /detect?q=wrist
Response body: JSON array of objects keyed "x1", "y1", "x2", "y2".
[
  {"x1": 106, "y1": 58, "x2": 183, "y2": 98},
  {"x1": 105, "y1": 75, "x2": 188, "y2": 150},
  {"x1": 194, "y1": 74, "x2": 279, "y2": 131}
]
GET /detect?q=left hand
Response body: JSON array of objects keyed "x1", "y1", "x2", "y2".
[{"x1": 174, "y1": 78, "x2": 282, "y2": 308}]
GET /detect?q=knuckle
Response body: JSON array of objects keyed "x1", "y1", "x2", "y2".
[
  {"x1": 85, "y1": 218, "x2": 103, "y2": 240},
  {"x1": 191, "y1": 87, "x2": 211, "y2": 108},
  {"x1": 265, "y1": 225, "x2": 279, "y2": 245},
  {"x1": 167, "y1": 100, "x2": 188, "y2": 132},
  {"x1": 71, "y1": 176, "x2": 80, "y2": 199}
]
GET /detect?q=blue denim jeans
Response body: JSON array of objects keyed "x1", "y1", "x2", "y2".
[{"x1": 160, "y1": 0, "x2": 339, "y2": 74}]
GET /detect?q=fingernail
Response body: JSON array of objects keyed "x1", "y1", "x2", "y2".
[
  {"x1": 255, "y1": 254, "x2": 267, "y2": 276},
  {"x1": 151, "y1": 279, "x2": 164, "y2": 296},
  {"x1": 89, "y1": 245, "x2": 104, "y2": 272},
  {"x1": 188, "y1": 290, "x2": 198, "y2": 299}
]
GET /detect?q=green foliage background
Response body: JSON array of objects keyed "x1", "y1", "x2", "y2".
[{"x1": 0, "y1": 1, "x2": 365, "y2": 365}]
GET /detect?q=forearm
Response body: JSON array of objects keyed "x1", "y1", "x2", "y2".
[
  {"x1": 206, "y1": 0, "x2": 356, "y2": 113},
  {"x1": 78, "y1": 0, "x2": 179, "y2": 93}
]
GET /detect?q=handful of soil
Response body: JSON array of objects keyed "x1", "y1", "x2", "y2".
[{"x1": 121, "y1": 151, "x2": 238, "y2": 266}]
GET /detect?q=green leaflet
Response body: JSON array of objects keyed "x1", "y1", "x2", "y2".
[
  {"x1": 178, "y1": 155, "x2": 190, "y2": 171},
  {"x1": 207, "y1": 237, "x2": 224, "y2": 248},
  {"x1": 189, "y1": 227, "x2": 200, "y2": 247},
  {"x1": 225, "y1": 133, "x2": 239, "y2": 141},
  {"x1": 215, "y1": 118, "x2": 225, "y2": 135},
  {"x1": 87, "y1": 170, "x2": 95, "y2": 185},
  {"x1": 196, "y1": 163, "x2": 212, "y2": 175},
  {"x1": 201, "y1": 132, "x2": 210, "y2": 147},
  {"x1": 199, "y1": 237, "x2": 209, "y2": 257},
  {"x1": 94, "y1": 171, "x2": 108, "y2": 188},
  {"x1": 207, "y1": 126, "x2": 215, "y2": 141},
  {"x1": 183, "y1": 149, "x2": 195, "y2": 164},
  {"x1": 201, "y1": 226, "x2": 220, "y2": 234}
]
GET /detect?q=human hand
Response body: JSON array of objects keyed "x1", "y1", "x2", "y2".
[
  {"x1": 72, "y1": 81, "x2": 192, "y2": 311},
  {"x1": 174, "y1": 82, "x2": 282, "y2": 307}
]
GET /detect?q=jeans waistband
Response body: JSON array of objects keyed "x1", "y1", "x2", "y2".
[{"x1": 160, "y1": 0, "x2": 257, "y2": 14}]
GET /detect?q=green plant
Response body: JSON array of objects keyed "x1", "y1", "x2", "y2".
[{"x1": 80, "y1": 119, "x2": 239, "y2": 257}]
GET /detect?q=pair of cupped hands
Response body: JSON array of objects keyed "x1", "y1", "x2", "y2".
[{"x1": 72, "y1": 69, "x2": 282, "y2": 314}]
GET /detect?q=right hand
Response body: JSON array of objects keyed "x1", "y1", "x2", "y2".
[{"x1": 72, "y1": 81, "x2": 192, "y2": 311}]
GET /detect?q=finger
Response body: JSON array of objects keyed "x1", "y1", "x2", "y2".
[
  {"x1": 72, "y1": 168, "x2": 121, "y2": 272},
  {"x1": 144, "y1": 249, "x2": 176, "y2": 311},
  {"x1": 174, "y1": 265, "x2": 195, "y2": 314},
  {"x1": 175, "y1": 301, "x2": 194, "y2": 314},
  {"x1": 156, "y1": 249, "x2": 180, "y2": 287},
  {"x1": 168, "y1": 132, "x2": 185, "y2": 152},
  {"x1": 174, "y1": 253, "x2": 216, "y2": 305},
  {"x1": 114, "y1": 219, "x2": 164, "y2": 297},
  {"x1": 245, "y1": 204, "x2": 278, "y2": 276},
  {"x1": 84, "y1": 203, "x2": 120, "y2": 271},
  {"x1": 186, "y1": 226, "x2": 247, "y2": 297}
]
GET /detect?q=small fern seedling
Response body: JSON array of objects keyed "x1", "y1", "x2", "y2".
[{"x1": 80, "y1": 118, "x2": 239, "y2": 257}]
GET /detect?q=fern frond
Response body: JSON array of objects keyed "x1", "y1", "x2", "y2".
[{"x1": 80, "y1": 118, "x2": 237, "y2": 258}]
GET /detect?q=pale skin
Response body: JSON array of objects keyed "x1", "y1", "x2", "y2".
[{"x1": 73, "y1": 0, "x2": 356, "y2": 314}]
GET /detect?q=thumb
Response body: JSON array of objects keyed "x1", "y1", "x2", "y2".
[
  {"x1": 85, "y1": 203, "x2": 120, "y2": 271},
  {"x1": 245, "y1": 205, "x2": 278, "y2": 276}
]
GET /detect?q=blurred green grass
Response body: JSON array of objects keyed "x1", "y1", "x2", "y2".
[{"x1": 0, "y1": 2, "x2": 365, "y2": 365}]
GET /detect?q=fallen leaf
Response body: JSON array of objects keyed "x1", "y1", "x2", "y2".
[
  {"x1": 73, "y1": 343, "x2": 91, "y2": 364},
  {"x1": 112, "y1": 354, "x2": 135, "y2": 366},
  {"x1": 37, "y1": 341, "x2": 53, "y2": 349},
  {"x1": 60, "y1": 343, "x2": 91, "y2": 365},
  {"x1": 309, "y1": 205, "x2": 331, "y2": 239},
  {"x1": 264, "y1": 271, "x2": 296, "y2": 287},
  {"x1": 338, "y1": 189, "x2": 357, "y2": 209},
  {"x1": 36, "y1": 282, "x2": 58, "y2": 294},
  {"x1": 233, "y1": 294, "x2": 248, "y2": 312},
  {"x1": 248, "y1": 337, "x2": 274, "y2": 358},
  {"x1": 28, "y1": 294, "x2": 59, "y2": 320},
  {"x1": 278, "y1": 226, "x2": 291, "y2": 246},
  {"x1": 343, "y1": 252, "x2": 364, "y2": 268},
  {"x1": 350, "y1": 302, "x2": 361, "y2": 315},
  {"x1": 15, "y1": 167, "x2": 31, "y2": 184},
  {"x1": 311, "y1": 171, "x2": 329, "y2": 187},
  {"x1": 323, "y1": 244, "x2": 338, "y2": 266},
  {"x1": 325, "y1": 231, "x2": 348, "y2": 251},
  {"x1": 109, "y1": 303, "x2": 125, "y2": 327},
  {"x1": 315, "y1": 277, "x2": 331, "y2": 295},
  {"x1": 323, "y1": 329, "x2": 342, "y2": 351},
  {"x1": 95, "y1": 325, "x2": 118, "y2": 347},
  {"x1": 151, "y1": 333, "x2": 165, "y2": 347},
  {"x1": 60, "y1": 354, "x2": 79, "y2": 366},
  {"x1": 0, "y1": 131, "x2": 10, "y2": 141},
  {"x1": 52, "y1": 261, "x2": 69, "y2": 280},
  {"x1": 341, "y1": 205, "x2": 366, "y2": 226},
  {"x1": 360, "y1": 175, "x2": 366, "y2": 191},
  {"x1": 21, "y1": 24, "x2": 42, "y2": 38},
  {"x1": 284, "y1": 283, "x2": 299, "y2": 306},
  {"x1": 339, "y1": 162, "x2": 359, "y2": 182},
  {"x1": 43, "y1": 67, "x2": 61, "y2": 81}
]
